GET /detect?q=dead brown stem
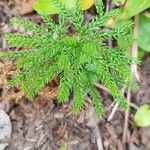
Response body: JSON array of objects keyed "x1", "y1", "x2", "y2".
[{"x1": 122, "y1": 15, "x2": 139, "y2": 143}]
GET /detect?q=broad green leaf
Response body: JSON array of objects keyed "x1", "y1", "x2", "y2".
[
  {"x1": 57, "y1": 146, "x2": 67, "y2": 150},
  {"x1": 34, "y1": 0, "x2": 59, "y2": 14},
  {"x1": 119, "y1": 0, "x2": 150, "y2": 19},
  {"x1": 138, "y1": 14, "x2": 150, "y2": 52},
  {"x1": 80, "y1": 0, "x2": 95, "y2": 10},
  {"x1": 134, "y1": 104, "x2": 150, "y2": 127},
  {"x1": 33, "y1": 0, "x2": 95, "y2": 15}
]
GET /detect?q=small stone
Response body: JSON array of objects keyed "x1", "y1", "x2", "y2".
[
  {"x1": 0, "y1": 109, "x2": 12, "y2": 150},
  {"x1": 0, "y1": 143, "x2": 9, "y2": 150},
  {"x1": 53, "y1": 112, "x2": 64, "y2": 119}
]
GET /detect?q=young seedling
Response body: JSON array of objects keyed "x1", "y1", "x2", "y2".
[{"x1": 0, "y1": 0, "x2": 136, "y2": 117}]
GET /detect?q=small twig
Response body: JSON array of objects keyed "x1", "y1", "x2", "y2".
[
  {"x1": 122, "y1": 15, "x2": 139, "y2": 143},
  {"x1": 108, "y1": 101, "x2": 116, "y2": 109},
  {"x1": 106, "y1": 0, "x2": 111, "y2": 12},
  {"x1": 107, "y1": 102, "x2": 119, "y2": 121},
  {"x1": 122, "y1": 89, "x2": 131, "y2": 143},
  {"x1": 131, "y1": 15, "x2": 140, "y2": 82},
  {"x1": 86, "y1": 97, "x2": 104, "y2": 150},
  {"x1": 107, "y1": 88, "x2": 126, "y2": 121},
  {"x1": 107, "y1": 101, "x2": 138, "y2": 122},
  {"x1": 92, "y1": 126, "x2": 104, "y2": 150},
  {"x1": 96, "y1": 82, "x2": 138, "y2": 121},
  {"x1": 130, "y1": 103, "x2": 138, "y2": 110},
  {"x1": 106, "y1": 0, "x2": 113, "y2": 47},
  {"x1": 95, "y1": 83, "x2": 110, "y2": 93}
]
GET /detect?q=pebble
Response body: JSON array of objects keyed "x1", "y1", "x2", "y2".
[{"x1": 0, "y1": 109, "x2": 12, "y2": 150}]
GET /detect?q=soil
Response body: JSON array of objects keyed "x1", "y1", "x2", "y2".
[{"x1": 0, "y1": 1, "x2": 150, "y2": 150}]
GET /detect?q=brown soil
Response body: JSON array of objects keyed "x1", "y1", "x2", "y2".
[{"x1": 0, "y1": 1, "x2": 150, "y2": 150}]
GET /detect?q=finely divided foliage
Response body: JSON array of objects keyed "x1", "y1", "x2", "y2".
[{"x1": 0, "y1": 0, "x2": 136, "y2": 117}]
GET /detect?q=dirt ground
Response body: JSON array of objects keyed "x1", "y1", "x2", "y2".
[{"x1": 0, "y1": 1, "x2": 150, "y2": 150}]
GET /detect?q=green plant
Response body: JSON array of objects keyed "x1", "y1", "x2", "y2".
[
  {"x1": 138, "y1": 13, "x2": 150, "y2": 52},
  {"x1": 117, "y1": 0, "x2": 150, "y2": 19},
  {"x1": 0, "y1": 0, "x2": 136, "y2": 117},
  {"x1": 33, "y1": 0, "x2": 95, "y2": 14},
  {"x1": 134, "y1": 104, "x2": 150, "y2": 127}
]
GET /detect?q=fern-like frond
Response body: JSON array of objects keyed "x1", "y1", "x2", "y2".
[
  {"x1": 94, "y1": 60, "x2": 128, "y2": 108},
  {"x1": 72, "y1": 73, "x2": 87, "y2": 113},
  {"x1": 89, "y1": 87, "x2": 104, "y2": 117},
  {"x1": 42, "y1": 14, "x2": 67, "y2": 36},
  {"x1": 21, "y1": 65, "x2": 58, "y2": 98},
  {"x1": 0, "y1": 50, "x2": 32, "y2": 59},
  {"x1": 70, "y1": 0, "x2": 84, "y2": 33},
  {"x1": 16, "y1": 47, "x2": 57, "y2": 70},
  {"x1": 57, "y1": 78, "x2": 71, "y2": 103},
  {"x1": 0, "y1": 1, "x2": 137, "y2": 117},
  {"x1": 10, "y1": 17, "x2": 48, "y2": 36},
  {"x1": 96, "y1": 0, "x2": 104, "y2": 17},
  {"x1": 9, "y1": 72, "x2": 25, "y2": 87},
  {"x1": 6, "y1": 33, "x2": 50, "y2": 48},
  {"x1": 58, "y1": 70, "x2": 73, "y2": 103}
]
